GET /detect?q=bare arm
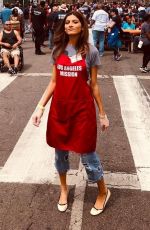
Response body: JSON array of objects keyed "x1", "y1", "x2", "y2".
[
  {"x1": 90, "y1": 66, "x2": 109, "y2": 131},
  {"x1": 90, "y1": 19, "x2": 95, "y2": 27},
  {"x1": 12, "y1": 30, "x2": 22, "y2": 48},
  {"x1": 0, "y1": 31, "x2": 11, "y2": 48},
  {"x1": 90, "y1": 66, "x2": 105, "y2": 116},
  {"x1": 32, "y1": 65, "x2": 57, "y2": 127},
  {"x1": 38, "y1": 65, "x2": 56, "y2": 106},
  {"x1": 107, "y1": 21, "x2": 116, "y2": 33},
  {"x1": 107, "y1": 21, "x2": 116, "y2": 29},
  {"x1": 0, "y1": 31, "x2": 3, "y2": 44},
  {"x1": 146, "y1": 31, "x2": 150, "y2": 40}
]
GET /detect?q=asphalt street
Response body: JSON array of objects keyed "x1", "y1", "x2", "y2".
[{"x1": 0, "y1": 34, "x2": 150, "y2": 230}]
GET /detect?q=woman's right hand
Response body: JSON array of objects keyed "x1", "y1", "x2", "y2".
[
  {"x1": 4, "y1": 43, "x2": 11, "y2": 48},
  {"x1": 32, "y1": 109, "x2": 44, "y2": 127}
]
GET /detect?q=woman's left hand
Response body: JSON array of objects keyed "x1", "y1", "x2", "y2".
[
  {"x1": 100, "y1": 116, "x2": 109, "y2": 132},
  {"x1": 12, "y1": 43, "x2": 18, "y2": 49}
]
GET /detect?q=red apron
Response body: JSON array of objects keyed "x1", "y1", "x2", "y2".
[{"x1": 46, "y1": 53, "x2": 97, "y2": 153}]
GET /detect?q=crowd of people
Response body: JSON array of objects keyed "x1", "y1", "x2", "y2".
[
  {"x1": 0, "y1": 0, "x2": 150, "y2": 73},
  {"x1": 0, "y1": 0, "x2": 150, "y2": 217}
]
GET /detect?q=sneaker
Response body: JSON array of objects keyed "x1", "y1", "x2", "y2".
[
  {"x1": 13, "y1": 67, "x2": 18, "y2": 74},
  {"x1": 139, "y1": 67, "x2": 148, "y2": 73},
  {"x1": 113, "y1": 55, "x2": 116, "y2": 60},
  {"x1": 144, "y1": 67, "x2": 150, "y2": 72},
  {"x1": 115, "y1": 54, "x2": 122, "y2": 61},
  {"x1": 8, "y1": 68, "x2": 15, "y2": 75},
  {"x1": 35, "y1": 51, "x2": 46, "y2": 55},
  {"x1": 22, "y1": 38, "x2": 26, "y2": 42}
]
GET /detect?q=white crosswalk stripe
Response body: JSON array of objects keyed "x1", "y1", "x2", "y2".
[
  {"x1": 0, "y1": 100, "x2": 56, "y2": 184},
  {"x1": 1, "y1": 72, "x2": 150, "y2": 80},
  {"x1": 113, "y1": 75, "x2": 150, "y2": 191},
  {"x1": 0, "y1": 74, "x2": 150, "y2": 230},
  {"x1": 0, "y1": 73, "x2": 17, "y2": 92},
  {"x1": 17, "y1": 73, "x2": 150, "y2": 80},
  {"x1": 0, "y1": 94, "x2": 141, "y2": 189},
  {"x1": 0, "y1": 74, "x2": 149, "y2": 191}
]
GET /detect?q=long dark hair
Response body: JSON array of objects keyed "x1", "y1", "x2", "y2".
[
  {"x1": 12, "y1": 8, "x2": 19, "y2": 16},
  {"x1": 52, "y1": 11, "x2": 89, "y2": 61}
]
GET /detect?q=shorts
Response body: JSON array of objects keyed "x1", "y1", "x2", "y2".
[
  {"x1": 55, "y1": 149, "x2": 104, "y2": 183},
  {"x1": 1, "y1": 48, "x2": 20, "y2": 58}
]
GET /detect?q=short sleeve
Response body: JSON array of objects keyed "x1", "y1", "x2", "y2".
[
  {"x1": 87, "y1": 45, "x2": 101, "y2": 67},
  {"x1": 92, "y1": 11, "x2": 97, "y2": 21},
  {"x1": 50, "y1": 48, "x2": 55, "y2": 64}
]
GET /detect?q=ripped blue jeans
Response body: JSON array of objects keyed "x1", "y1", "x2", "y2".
[{"x1": 55, "y1": 149, "x2": 104, "y2": 183}]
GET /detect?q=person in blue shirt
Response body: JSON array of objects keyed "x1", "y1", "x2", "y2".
[
  {"x1": 1, "y1": 3, "x2": 12, "y2": 24},
  {"x1": 122, "y1": 16, "x2": 136, "y2": 30},
  {"x1": 146, "y1": 4, "x2": 150, "y2": 15}
]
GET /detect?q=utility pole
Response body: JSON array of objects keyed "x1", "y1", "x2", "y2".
[
  {"x1": 0, "y1": 0, "x2": 3, "y2": 8},
  {"x1": 0, "y1": 0, "x2": 3, "y2": 18}
]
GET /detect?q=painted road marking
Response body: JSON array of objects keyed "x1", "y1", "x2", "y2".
[
  {"x1": 0, "y1": 73, "x2": 142, "y2": 190},
  {"x1": 113, "y1": 75, "x2": 150, "y2": 191},
  {"x1": 0, "y1": 75, "x2": 149, "y2": 190},
  {"x1": 53, "y1": 170, "x2": 140, "y2": 190},
  {"x1": 0, "y1": 165, "x2": 141, "y2": 189},
  {"x1": 0, "y1": 73, "x2": 17, "y2": 92},
  {"x1": 1, "y1": 72, "x2": 148, "y2": 80},
  {"x1": 19, "y1": 73, "x2": 51, "y2": 77},
  {"x1": 89, "y1": 28, "x2": 94, "y2": 45},
  {"x1": 18, "y1": 73, "x2": 150, "y2": 80},
  {"x1": 0, "y1": 100, "x2": 56, "y2": 184},
  {"x1": 112, "y1": 75, "x2": 150, "y2": 80},
  {"x1": 0, "y1": 73, "x2": 149, "y2": 230},
  {"x1": 54, "y1": 167, "x2": 140, "y2": 230},
  {"x1": 0, "y1": 74, "x2": 148, "y2": 230},
  {"x1": 69, "y1": 161, "x2": 86, "y2": 230}
]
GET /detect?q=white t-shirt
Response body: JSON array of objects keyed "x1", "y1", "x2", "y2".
[
  {"x1": 117, "y1": 7, "x2": 123, "y2": 15},
  {"x1": 12, "y1": 7, "x2": 23, "y2": 15},
  {"x1": 92, "y1": 9, "x2": 109, "y2": 31},
  {"x1": 51, "y1": 44, "x2": 100, "y2": 78},
  {"x1": 138, "y1": 6, "x2": 145, "y2": 12},
  {"x1": 146, "y1": 7, "x2": 150, "y2": 14}
]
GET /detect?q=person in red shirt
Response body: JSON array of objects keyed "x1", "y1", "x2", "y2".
[{"x1": 32, "y1": 11, "x2": 111, "y2": 216}]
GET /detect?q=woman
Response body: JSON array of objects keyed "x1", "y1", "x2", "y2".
[
  {"x1": 139, "y1": 14, "x2": 150, "y2": 73},
  {"x1": 10, "y1": 8, "x2": 21, "y2": 32},
  {"x1": 10, "y1": 8, "x2": 24, "y2": 38},
  {"x1": 107, "y1": 8, "x2": 122, "y2": 61},
  {"x1": 32, "y1": 11, "x2": 110, "y2": 216}
]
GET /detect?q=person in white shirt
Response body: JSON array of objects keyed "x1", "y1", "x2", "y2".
[
  {"x1": 146, "y1": 4, "x2": 150, "y2": 14},
  {"x1": 138, "y1": 4, "x2": 145, "y2": 12},
  {"x1": 12, "y1": 1, "x2": 23, "y2": 15},
  {"x1": 138, "y1": 4, "x2": 146, "y2": 20},
  {"x1": 90, "y1": 4, "x2": 109, "y2": 56},
  {"x1": 117, "y1": 4, "x2": 123, "y2": 15}
]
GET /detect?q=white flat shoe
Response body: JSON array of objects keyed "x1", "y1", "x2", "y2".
[
  {"x1": 90, "y1": 189, "x2": 111, "y2": 216},
  {"x1": 57, "y1": 203, "x2": 68, "y2": 212}
]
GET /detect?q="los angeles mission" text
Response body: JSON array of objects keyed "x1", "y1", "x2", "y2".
[{"x1": 57, "y1": 64, "x2": 82, "y2": 77}]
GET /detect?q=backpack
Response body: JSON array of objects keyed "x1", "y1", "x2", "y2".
[
  {"x1": 107, "y1": 26, "x2": 122, "y2": 48},
  {"x1": 138, "y1": 10, "x2": 146, "y2": 20},
  {"x1": 24, "y1": 7, "x2": 29, "y2": 20}
]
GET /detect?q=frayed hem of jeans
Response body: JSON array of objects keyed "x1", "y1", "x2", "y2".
[
  {"x1": 57, "y1": 169, "x2": 69, "y2": 174},
  {"x1": 87, "y1": 175, "x2": 104, "y2": 184}
]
